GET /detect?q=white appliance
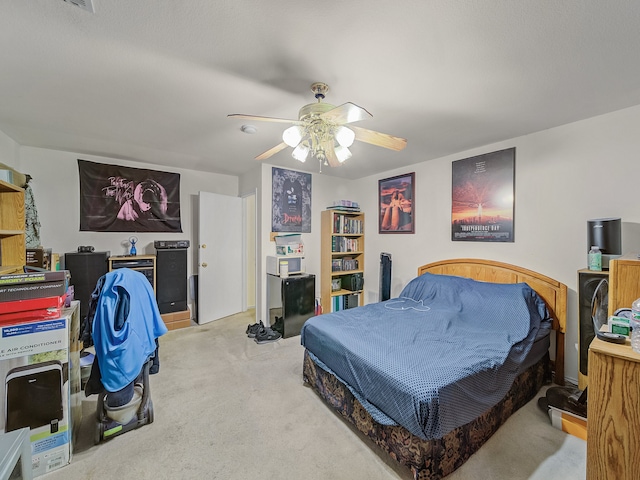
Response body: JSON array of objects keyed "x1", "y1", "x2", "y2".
[{"x1": 266, "y1": 256, "x2": 305, "y2": 276}]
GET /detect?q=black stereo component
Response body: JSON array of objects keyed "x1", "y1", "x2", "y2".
[
  {"x1": 77, "y1": 245, "x2": 95, "y2": 253},
  {"x1": 341, "y1": 273, "x2": 364, "y2": 292},
  {"x1": 154, "y1": 240, "x2": 190, "y2": 249}
]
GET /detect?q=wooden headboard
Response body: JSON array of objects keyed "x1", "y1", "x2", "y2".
[{"x1": 418, "y1": 258, "x2": 567, "y2": 385}]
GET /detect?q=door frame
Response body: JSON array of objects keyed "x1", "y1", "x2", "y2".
[{"x1": 241, "y1": 189, "x2": 258, "y2": 322}]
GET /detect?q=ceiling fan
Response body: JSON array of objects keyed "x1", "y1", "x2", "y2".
[{"x1": 228, "y1": 82, "x2": 407, "y2": 168}]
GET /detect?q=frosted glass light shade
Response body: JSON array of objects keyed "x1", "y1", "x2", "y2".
[
  {"x1": 292, "y1": 143, "x2": 309, "y2": 162},
  {"x1": 282, "y1": 126, "x2": 304, "y2": 147},
  {"x1": 335, "y1": 126, "x2": 355, "y2": 147},
  {"x1": 335, "y1": 145, "x2": 352, "y2": 163}
]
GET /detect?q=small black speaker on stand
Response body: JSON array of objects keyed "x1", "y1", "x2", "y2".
[
  {"x1": 155, "y1": 240, "x2": 190, "y2": 314},
  {"x1": 587, "y1": 217, "x2": 622, "y2": 270}
]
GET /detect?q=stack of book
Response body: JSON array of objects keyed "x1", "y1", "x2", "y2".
[
  {"x1": 326, "y1": 200, "x2": 360, "y2": 212},
  {"x1": 331, "y1": 257, "x2": 359, "y2": 272},
  {"x1": 0, "y1": 271, "x2": 69, "y2": 323}
]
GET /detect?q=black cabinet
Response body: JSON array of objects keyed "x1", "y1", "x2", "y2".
[{"x1": 267, "y1": 273, "x2": 315, "y2": 338}]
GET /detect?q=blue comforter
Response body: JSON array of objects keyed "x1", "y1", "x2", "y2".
[{"x1": 301, "y1": 272, "x2": 550, "y2": 440}]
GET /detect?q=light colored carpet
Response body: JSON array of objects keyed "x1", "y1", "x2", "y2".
[{"x1": 42, "y1": 310, "x2": 586, "y2": 480}]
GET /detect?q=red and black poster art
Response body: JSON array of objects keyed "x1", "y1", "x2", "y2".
[
  {"x1": 78, "y1": 159, "x2": 182, "y2": 233},
  {"x1": 271, "y1": 167, "x2": 311, "y2": 233},
  {"x1": 451, "y1": 148, "x2": 515, "y2": 242}
]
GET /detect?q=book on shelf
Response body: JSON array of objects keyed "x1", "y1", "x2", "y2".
[
  {"x1": 331, "y1": 293, "x2": 360, "y2": 312},
  {"x1": 331, "y1": 213, "x2": 363, "y2": 235},
  {"x1": 331, "y1": 237, "x2": 360, "y2": 253},
  {"x1": 332, "y1": 257, "x2": 359, "y2": 272}
]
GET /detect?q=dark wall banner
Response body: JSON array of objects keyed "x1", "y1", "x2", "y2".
[
  {"x1": 451, "y1": 148, "x2": 515, "y2": 242},
  {"x1": 271, "y1": 167, "x2": 311, "y2": 233},
  {"x1": 78, "y1": 159, "x2": 182, "y2": 232}
]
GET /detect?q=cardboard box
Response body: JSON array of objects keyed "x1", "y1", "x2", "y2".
[
  {"x1": 0, "y1": 170, "x2": 13, "y2": 184},
  {"x1": 0, "y1": 271, "x2": 69, "y2": 303},
  {"x1": 549, "y1": 406, "x2": 587, "y2": 441},
  {"x1": 274, "y1": 234, "x2": 304, "y2": 256},
  {"x1": 0, "y1": 301, "x2": 81, "y2": 477},
  {"x1": 26, "y1": 248, "x2": 53, "y2": 270}
]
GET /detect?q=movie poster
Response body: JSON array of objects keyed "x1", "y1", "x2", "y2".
[
  {"x1": 451, "y1": 148, "x2": 515, "y2": 242},
  {"x1": 78, "y1": 159, "x2": 182, "y2": 232},
  {"x1": 271, "y1": 167, "x2": 312, "y2": 233}
]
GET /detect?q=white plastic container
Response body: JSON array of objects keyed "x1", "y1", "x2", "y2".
[
  {"x1": 588, "y1": 246, "x2": 602, "y2": 271},
  {"x1": 631, "y1": 298, "x2": 640, "y2": 354}
]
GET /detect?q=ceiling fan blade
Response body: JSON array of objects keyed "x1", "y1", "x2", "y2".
[
  {"x1": 228, "y1": 113, "x2": 300, "y2": 124},
  {"x1": 350, "y1": 125, "x2": 407, "y2": 151},
  {"x1": 322, "y1": 141, "x2": 341, "y2": 168},
  {"x1": 320, "y1": 102, "x2": 372, "y2": 124},
  {"x1": 255, "y1": 142, "x2": 289, "y2": 161}
]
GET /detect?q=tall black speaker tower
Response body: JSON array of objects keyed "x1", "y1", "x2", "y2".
[
  {"x1": 64, "y1": 251, "x2": 110, "y2": 320},
  {"x1": 155, "y1": 241, "x2": 189, "y2": 314},
  {"x1": 577, "y1": 269, "x2": 609, "y2": 386}
]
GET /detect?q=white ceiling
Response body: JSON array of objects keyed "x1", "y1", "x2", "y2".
[{"x1": 1, "y1": 1, "x2": 639, "y2": 180}]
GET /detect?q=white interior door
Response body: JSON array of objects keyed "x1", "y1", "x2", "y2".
[{"x1": 198, "y1": 191, "x2": 243, "y2": 324}]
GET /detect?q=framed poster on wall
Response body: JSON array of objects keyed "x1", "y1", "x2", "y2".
[
  {"x1": 271, "y1": 167, "x2": 312, "y2": 233},
  {"x1": 378, "y1": 172, "x2": 415, "y2": 234},
  {"x1": 451, "y1": 148, "x2": 515, "y2": 242}
]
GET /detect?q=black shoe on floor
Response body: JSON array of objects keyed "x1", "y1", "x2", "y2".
[
  {"x1": 271, "y1": 316, "x2": 284, "y2": 337},
  {"x1": 246, "y1": 320, "x2": 264, "y2": 338},
  {"x1": 254, "y1": 326, "x2": 281, "y2": 344}
]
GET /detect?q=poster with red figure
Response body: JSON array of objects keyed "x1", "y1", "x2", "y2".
[
  {"x1": 378, "y1": 172, "x2": 415, "y2": 234},
  {"x1": 451, "y1": 148, "x2": 515, "y2": 242}
]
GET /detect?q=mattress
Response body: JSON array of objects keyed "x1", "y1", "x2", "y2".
[{"x1": 301, "y1": 272, "x2": 551, "y2": 440}]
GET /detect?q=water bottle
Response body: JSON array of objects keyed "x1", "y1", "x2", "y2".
[
  {"x1": 631, "y1": 298, "x2": 640, "y2": 353},
  {"x1": 588, "y1": 246, "x2": 602, "y2": 271}
]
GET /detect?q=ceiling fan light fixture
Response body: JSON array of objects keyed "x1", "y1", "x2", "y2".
[
  {"x1": 292, "y1": 143, "x2": 310, "y2": 162},
  {"x1": 335, "y1": 126, "x2": 355, "y2": 147},
  {"x1": 282, "y1": 125, "x2": 304, "y2": 147},
  {"x1": 335, "y1": 145, "x2": 352, "y2": 163}
]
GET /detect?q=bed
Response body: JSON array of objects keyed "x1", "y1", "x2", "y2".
[{"x1": 301, "y1": 258, "x2": 567, "y2": 480}]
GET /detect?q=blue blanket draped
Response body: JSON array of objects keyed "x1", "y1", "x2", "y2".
[
  {"x1": 92, "y1": 268, "x2": 168, "y2": 392},
  {"x1": 301, "y1": 272, "x2": 550, "y2": 440}
]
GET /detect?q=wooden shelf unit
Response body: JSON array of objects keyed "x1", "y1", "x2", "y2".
[
  {"x1": 0, "y1": 180, "x2": 25, "y2": 275},
  {"x1": 321, "y1": 210, "x2": 364, "y2": 313}
]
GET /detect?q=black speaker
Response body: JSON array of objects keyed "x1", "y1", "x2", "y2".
[
  {"x1": 64, "y1": 251, "x2": 110, "y2": 320},
  {"x1": 578, "y1": 270, "x2": 609, "y2": 378},
  {"x1": 156, "y1": 248, "x2": 188, "y2": 314},
  {"x1": 587, "y1": 217, "x2": 622, "y2": 269}
]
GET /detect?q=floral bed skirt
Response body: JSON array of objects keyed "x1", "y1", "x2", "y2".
[{"x1": 303, "y1": 349, "x2": 550, "y2": 480}]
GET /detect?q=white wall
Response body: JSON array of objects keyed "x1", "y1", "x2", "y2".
[
  {"x1": 0, "y1": 129, "x2": 19, "y2": 169},
  {"x1": 353, "y1": 104, "x2": 640, "y2": 384},
  {"x1": 18, "y1": 146, "x2": 239, "y2": 315}
]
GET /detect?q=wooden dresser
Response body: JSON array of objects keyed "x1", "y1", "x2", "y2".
[
  {"x1": 607, "y1": 252, "x2": 640, "y2": 315},
  {"x1": 587, "y1": 338, "x2": 640, "y2": 479}
]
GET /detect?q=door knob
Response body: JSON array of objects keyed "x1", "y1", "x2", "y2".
[{"x1": 201, "y1": 262, "x2": 208, "y2": 268}]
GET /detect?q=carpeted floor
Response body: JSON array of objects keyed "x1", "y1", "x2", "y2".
[{"x1": 42, "y1": 310, "x2": 586, "y2": 480}]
